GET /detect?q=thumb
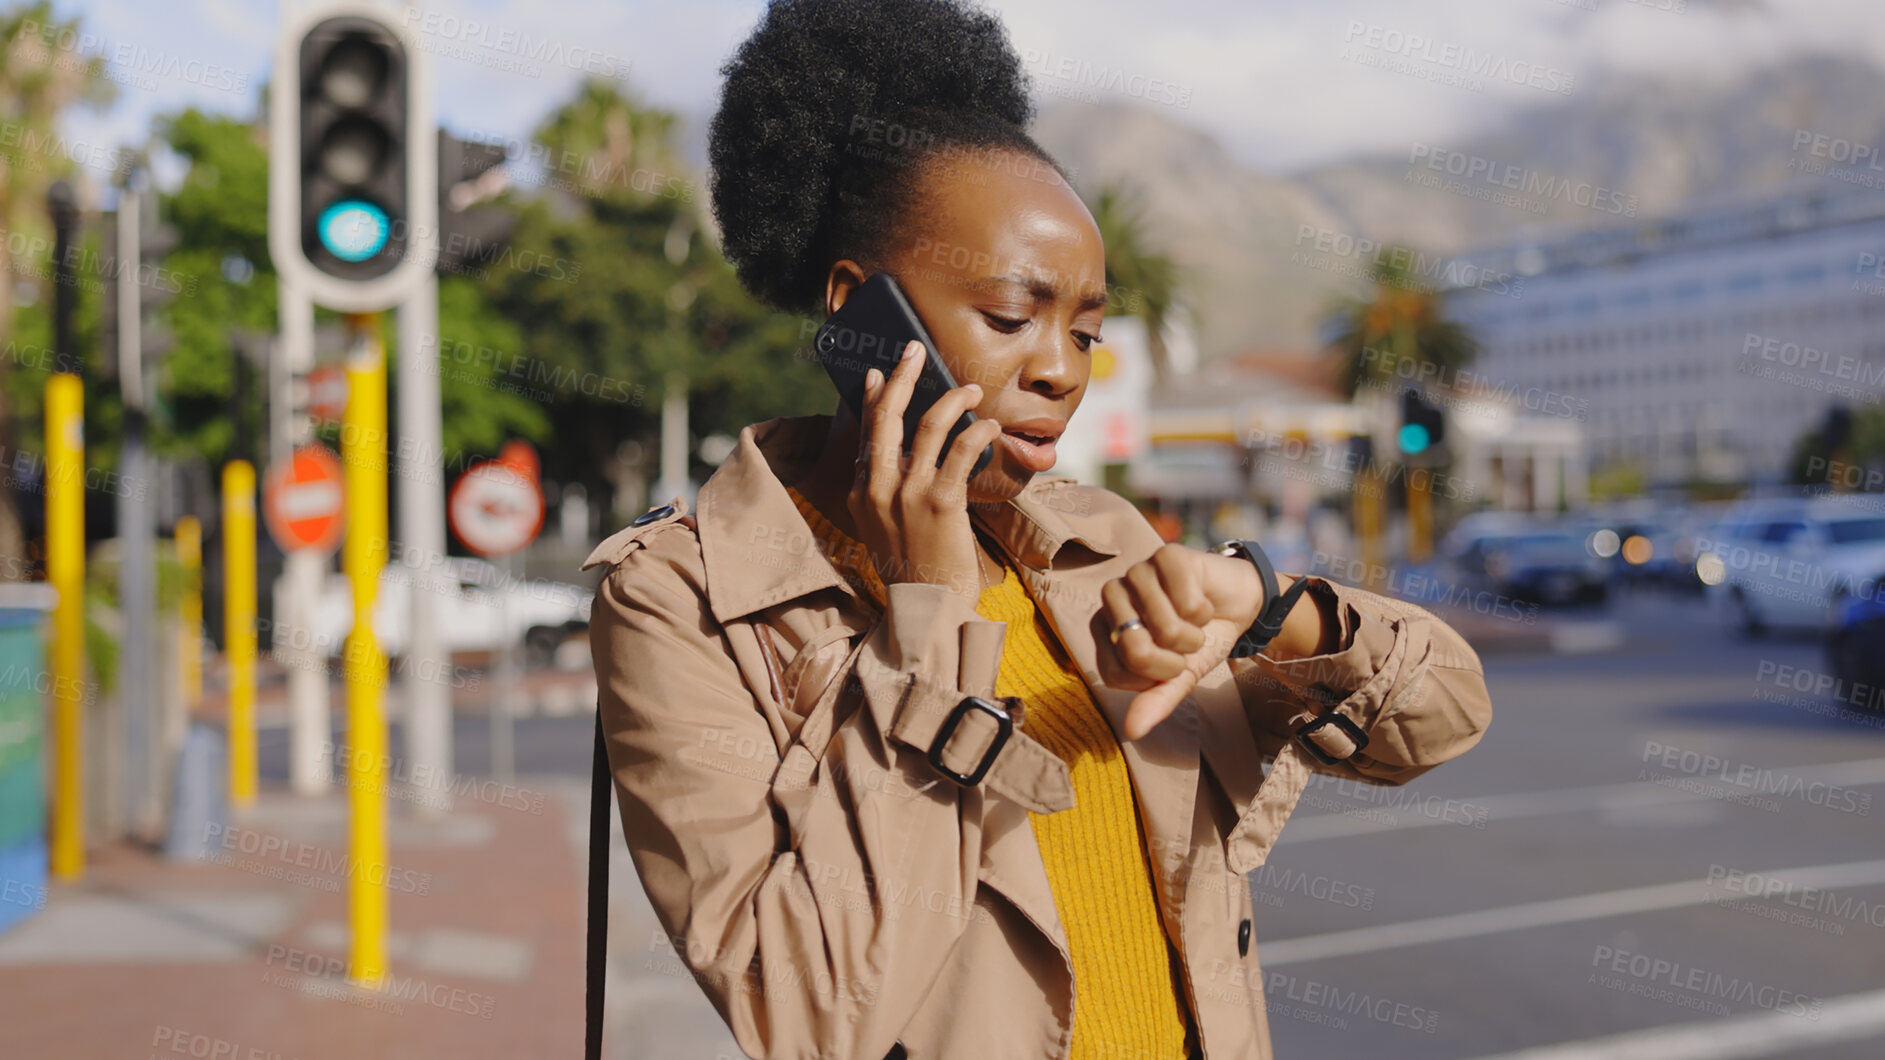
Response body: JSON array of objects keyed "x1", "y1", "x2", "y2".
[{"x1": 1121, "y1": 616, "x2": 1241, "y2": 740}]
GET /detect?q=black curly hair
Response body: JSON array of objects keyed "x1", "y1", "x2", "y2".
[{"x1": 708, "y1": 0, "x2": 1071, "y2": 314}]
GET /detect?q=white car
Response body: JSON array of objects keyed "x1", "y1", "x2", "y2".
[
  {"x1": 313, "y1": 556, "x2": 592, "y2": 665},
  {"x1": 1696, "y1": 495, "x2": 1885, "y2": 634}
]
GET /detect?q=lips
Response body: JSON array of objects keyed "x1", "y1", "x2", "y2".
[{"x1": 997, "y1": 418, "x2": 1064, "y2": 473}]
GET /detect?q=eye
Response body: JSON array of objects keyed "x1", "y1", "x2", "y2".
[
  {"x1": 1074, "y1": 331, "x2": 1100, "y2": 352},
  {"x1": 981, "y1": 311, "x2": 1027, "y2": 332}
]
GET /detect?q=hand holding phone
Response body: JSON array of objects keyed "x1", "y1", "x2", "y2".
[
  {"x1": 845, "y1": 338, "x2": 1007, "y2": 600},
  {"x1": 813, "y1": 272, "x2": 996, "y2": 478}
]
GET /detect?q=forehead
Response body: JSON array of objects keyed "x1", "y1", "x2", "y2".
[{"x1": 900, "y1": 149, "x2": 1106, "y2": 293}]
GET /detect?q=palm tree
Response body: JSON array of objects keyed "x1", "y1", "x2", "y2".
[
  {"x1": 1327, "y1": 250, "x2": 1479, "y2": 401},
  {"x1": 530, "y1": 76, "x2": 686, "y2": 202},
  {"x1": 0, "y1": 3, "x2": 115, "y2": 576},
  {"x1": 1086, "y1": 181, "x2": 1182, "y2": 390}
]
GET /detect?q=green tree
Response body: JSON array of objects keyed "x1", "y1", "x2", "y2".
[
  {"x1": 1086, "y1": 181, "x2": 1181, "y2": 390},
  {"x1": 1327, "y1": 250, "x2": 1479, "y2": 401},
  {"x1": 0, "y1": 2, "x2": 114, "y2": 575},
  {"x1": 476, "y1": 78, "x2": 815, "y2": 523}
]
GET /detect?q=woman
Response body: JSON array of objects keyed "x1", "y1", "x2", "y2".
[{"x1": 586, "y1": 2, "x2": 1493, "y2": 1058}]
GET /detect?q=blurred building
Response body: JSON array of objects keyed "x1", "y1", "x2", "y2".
[{"x1": 1444, "y1": 181, "x2": 1885, "y2": 488}]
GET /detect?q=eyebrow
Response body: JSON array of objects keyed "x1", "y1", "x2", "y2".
[{"x1": 973, "y1": 273, "x2": 1109, "y2": 312}]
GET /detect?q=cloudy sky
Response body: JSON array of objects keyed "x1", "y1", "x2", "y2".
[{"x1": 43, "y1": 0, "x2": 1885, "y2": 191}]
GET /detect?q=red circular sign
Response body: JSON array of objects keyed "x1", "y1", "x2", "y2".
[
  {"x1": 264, "y1": 444, "x2": 345, "y2": 554},
  {"x1": 448, "y1": 441, "x2": 544, "y2": 557}
]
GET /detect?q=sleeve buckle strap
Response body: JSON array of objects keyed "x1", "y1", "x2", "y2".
[
  {"x1": 1292, "y1": 708, "x2": 1370, "y2": 766},
  {"x1": 927, "y1": 695, "x2": 1016, "y2": 787}
]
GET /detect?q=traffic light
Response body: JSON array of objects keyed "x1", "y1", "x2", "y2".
[
  {"x1": 270, "y1": 4, "x2": 434, "y2": 311},
  {"x1": 1398, "y1": 387, "x2": 1446, "y2": 457},
  {"x1": 436, "y1": 131, "x2": 513, "y2": 275}
]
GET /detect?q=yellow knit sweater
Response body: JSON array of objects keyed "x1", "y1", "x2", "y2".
[{"x1": 784, "y1": 487, "x2": 1194, "y2": 1059}]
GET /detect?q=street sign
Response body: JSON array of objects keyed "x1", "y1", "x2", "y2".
[
  {"x1": 448, "y1": 441, "x2": 544, "y2": 558},
  {"x1": 307, "y1": 363, "x2": 349, "y2": 423},
  {"x1": 263, "y1": 444, "x2": 346, "y2": 555}
]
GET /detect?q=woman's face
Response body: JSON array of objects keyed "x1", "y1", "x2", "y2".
[{"x1": 825, "y1": 150, "x2": 1108, "y2": 505}]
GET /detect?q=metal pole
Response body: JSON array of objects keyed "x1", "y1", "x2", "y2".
[
  {"x1": 492, "y1": 550, "x2": 515, "y2": 784},
  {"x1": 45, "y1": 374, "x2": 85, "y2": 879},
  {"x1": 278, "y1": 283, "x2": 330, "y2": 795},
  {"x1": 342, "y1": 314, "x2": 390, "y2": 988},
  {"x1": 397, "y1": 274, "x2": 451, "y2": 812}
]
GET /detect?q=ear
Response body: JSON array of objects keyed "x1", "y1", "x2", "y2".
[{"x1": 823, "y1": 259, "x2": 869, "y2": 318}]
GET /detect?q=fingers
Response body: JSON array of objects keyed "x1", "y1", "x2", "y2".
[
  {"x1": 1101, "y1": 577, "x2": 1188, "y2": 683},
  {"x1": 935, "y1": 415, "x2": 1003, "y2": 498},
  {"x1": 907, "y1": 375, "x2": 988, "y2": 493},
  {"x1": 1125, "y1": 558, "x2": 1205, "y2": 655},
  {"x1": 1123, "y1": 667, "x2": 1203, "y2": 741},
  {"x1": 864, "y1": 342, "x2": 926, "y2": 506}
]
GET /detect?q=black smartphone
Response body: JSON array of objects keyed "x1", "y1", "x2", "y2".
[{"x1": 813, "y1": 272, "x2": 995, "y2": 479}]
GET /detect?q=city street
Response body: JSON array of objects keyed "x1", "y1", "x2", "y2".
[{"x1": 1256, "y1": 587, "x2": 1885, "y2": 1059}]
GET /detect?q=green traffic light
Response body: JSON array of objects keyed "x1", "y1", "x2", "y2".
[{"x1": 1398, "y1": 423, "x2": 1431, "y2": 455}]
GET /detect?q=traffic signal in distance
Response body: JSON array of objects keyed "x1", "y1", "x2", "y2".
[
  {"x1": 1398, "y1": 387, "x2": 1446, "y2": 456},
  {"x1": 436, "y1": 131, "x2": 513, "y2": 275},
  {"x1": 298, "y1": 16, "x2": 408, "y2": 281}
]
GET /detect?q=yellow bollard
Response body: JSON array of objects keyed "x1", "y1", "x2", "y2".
[
  {"x1": 44, "y1": 373, "x2": 84, "y2": 880},
  {"x1": 342, "y1": 314, "x2": 389, "y2": 988},
  {"x1": 223, "y1": 462, "x2": 257, "y2": 808},
  {"x1": 175, "y1": 516, "x2": 202, "y2": 709}
]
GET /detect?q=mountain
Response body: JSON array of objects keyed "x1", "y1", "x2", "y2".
[{"x1": 1029, "y1": 52, "x2": 1885, "y2": 361}]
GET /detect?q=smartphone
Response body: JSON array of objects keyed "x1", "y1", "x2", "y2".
[{"x1": 813, "y1": 272, "x2": 995, "y2": 479}]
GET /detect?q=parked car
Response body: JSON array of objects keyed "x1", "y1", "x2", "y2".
[
  {"x1": 1444, "y1": 523, "x2": 1609, "y2": 606},
  {"x1": 314, "y1": 556, "x2": 591, "y2": 666},
  {"x1": 1697, "y1": 495, "x2": 1885, "y2": 635},
  {"x1": 1826, "y1": 580, "x2": 1885, "y2": 715}
]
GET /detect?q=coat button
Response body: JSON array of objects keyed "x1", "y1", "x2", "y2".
[
  {"x1": 1238, "y1": 917, "x2": 1251, "y2": 957},
  {"x1": 631, "y1": 503, "x2": 675, "y2": 527}
]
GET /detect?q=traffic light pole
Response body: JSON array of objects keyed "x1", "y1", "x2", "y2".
[
  {"x1": 116, "y1": 174, "x2": 158, "y2": 838},
  {"x1": 277, "y1": 282, "x2": 332, "y2": 796},
  {"x1": 396, "y1": 274, "x2": 453, "y2": 813}
]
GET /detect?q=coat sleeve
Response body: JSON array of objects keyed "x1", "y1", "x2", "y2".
[
  {"x1": 1229, "y1": 576, "x2": 1493, "y2": 786},
  {"x1": 590, "y1": 526, "x2": 1006, "y2": 1060}
]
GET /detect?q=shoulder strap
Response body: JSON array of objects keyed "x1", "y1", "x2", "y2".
[{"x1": 586, "y1": 713, "x2": 609, "y2": 1060}]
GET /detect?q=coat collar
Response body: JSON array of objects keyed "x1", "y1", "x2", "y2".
[{"x1": 695, "y1": 413, "x2": 1120, "y2": 625}]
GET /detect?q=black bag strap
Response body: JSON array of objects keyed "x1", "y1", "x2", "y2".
[{"x1": 586, "y1": 713, "x2": 610, "y2": 1060}]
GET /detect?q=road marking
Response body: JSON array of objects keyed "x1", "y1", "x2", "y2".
[
  {"x1": 1258, "y1": 857, "x2": 1885, "y2": 966},
  {"x1": 1456, "y1": 986, "x2": 1885, "y2": 1060},
  {"x1": 1283, "y1": 755, "x2": 1885, "y2": 842}
]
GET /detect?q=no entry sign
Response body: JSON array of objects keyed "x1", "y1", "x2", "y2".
[
  {"x1": 448, "y1": 441, "x2": 545, "y2": 558},
  {"x1": 263, "y1": 444, "x2": 345, "y2": 555}
]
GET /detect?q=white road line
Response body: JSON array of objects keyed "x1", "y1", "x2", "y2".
[
  {"x1": 1456, "y1": 986, "x2": 1885, "y2": 1060},
  {"x1": 1282, "y1": 755, "x2": 1885, "y2": 842},
  {"x1": 1258, "y1": 857, "x2": 1885, "y2": 967}
]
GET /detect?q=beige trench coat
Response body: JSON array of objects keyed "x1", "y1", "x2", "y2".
[{"x1": 586, "y1": 414, "x2": 1493, "y2": 1060}]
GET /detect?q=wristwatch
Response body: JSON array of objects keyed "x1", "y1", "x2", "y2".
[{"x1": 1214, "y1": 539, "x2": 1312, "y2": 659}]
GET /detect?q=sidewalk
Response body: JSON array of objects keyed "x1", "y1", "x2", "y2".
[{"x1": 0, "y1": 769, "x2": 742, "y2": 1058}]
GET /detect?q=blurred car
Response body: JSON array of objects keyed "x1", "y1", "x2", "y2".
[
  {"x1": 1826, "y1": 581, "x2": 1885, "y2": 714},
  {"x1": 314, "y1": 556, "x2": 591, "y2": 666},
  {"x1": 1696, "y1": 495, "x2": 1885, "y2": 635},
  {"x1": 1582, "y1": 514, "x2": 1685, "y2": 587},
  {"x1": 1445, "y1": 523, "x2": 1610, "y2": 606}
]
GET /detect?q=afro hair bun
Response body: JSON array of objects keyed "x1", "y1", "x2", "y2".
[{"x1": 708, "y1": 0, "x2": 1039, "y2": 313}]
